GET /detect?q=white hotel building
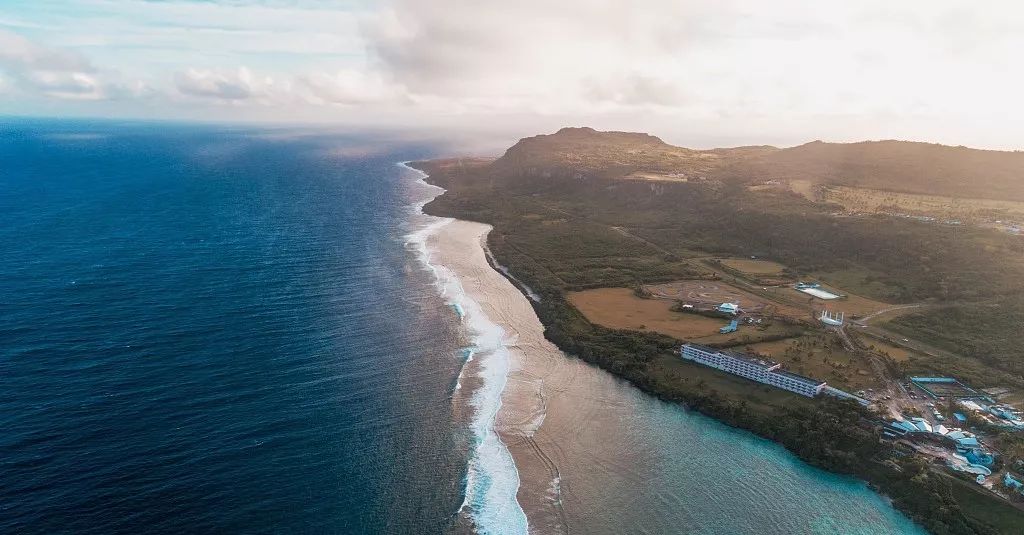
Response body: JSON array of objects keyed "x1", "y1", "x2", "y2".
[{"x1": 681, "y1": 344, "x2": 827, "y2": 398}]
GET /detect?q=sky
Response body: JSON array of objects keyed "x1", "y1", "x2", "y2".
[{"x1": 2, "y1": 0, "x2": 1023, "y2": 149}]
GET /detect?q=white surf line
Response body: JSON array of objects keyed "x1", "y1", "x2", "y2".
[
  {"x1": 399, "y1": 161, "x2": 529, "y2": 535},
  {"x1": 482, "y1": 242, "x2": 541, "y2": 303}
]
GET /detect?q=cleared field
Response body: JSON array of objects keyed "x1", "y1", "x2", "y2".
[
  {"x1": 815, "y1": 184, "x2": 1024, "y2": 220},
  {"x1": 718, "y1": 258, "x2": 786, "y2": 276},
  {"x1": 643, "y1": 280, "x2": 805, "y2": 317},
  {"x1": 788, "y1": 179, "x2": 819, "y2": 201},
  {"x1": 568, "y1": 287, "x2": 804, "y2": 344},
  {"x1": 567, "y1": 287, "x2": 725, "y2": 339},
  {"x1": 623, "y1": 171, "x2": 689, "y2": 182}
]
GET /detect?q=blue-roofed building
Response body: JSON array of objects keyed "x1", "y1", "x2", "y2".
[
  {"x1": 954, "y1": 412, "x2": 967, "y2": 423},
  {"x1": 716, "y1": 302, "x2": 740, "y2": 315}
]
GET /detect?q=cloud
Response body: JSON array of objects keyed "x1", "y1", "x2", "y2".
[
  {"x1": 171, "y1": 65, "x2": 411, "y2": 108},
  {"x1": 0, "y1": 29, "x2": 92, "y2": 73},
  {"x1": 297, "y1": 69, "x2": 406, "y2": 106},
  {"x1": 174, "y1": 67, "x2": 262, "y2": 101},
  {"x1": 351, "y1": 0, "x2": 1024, "y2": 146},
  {"x1": 0, "y1": 29, "x2": 146, "y2": 100},
  {"x1": 3, "y1": 1, "x2": 1024, "y2": 148}
]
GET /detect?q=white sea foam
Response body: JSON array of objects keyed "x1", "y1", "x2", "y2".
[
  {"x1": 399, "y1": 162, "x2": 528, "y2": 535},
  {"x1": 454, "y1": 348, "x2": 476, "y2": 391},
  {"x1": 483, "y1": 243, "x2": 541, "y2": 303}
]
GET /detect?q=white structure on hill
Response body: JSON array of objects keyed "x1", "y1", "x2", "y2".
[
  {"x1": 820, "y1": 309, "x2": 844, "y2": 326},
  {"x1": 716, "y1": 302, "x2": 740, "y2": 315},
  {"x1": 681, "y1": 344, "x2": 827, "y2": 397}
]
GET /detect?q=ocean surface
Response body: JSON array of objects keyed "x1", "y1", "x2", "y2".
[{"x1": 0, "y1": 119, "x2": 921, "y2": 534}]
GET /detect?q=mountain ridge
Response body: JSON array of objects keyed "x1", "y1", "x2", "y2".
[{"x1": 488, "y1": 128, "x2": 1024, "y2": 200}]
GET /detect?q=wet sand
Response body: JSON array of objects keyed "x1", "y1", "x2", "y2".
[
  {"x1": 429, "y1": 219, "x2": 610, "y2": 533},
  {"x1": 428, "y1": 219, "x2": 924, "y2": 535}
]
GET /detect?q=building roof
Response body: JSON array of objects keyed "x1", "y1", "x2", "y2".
[
  {"x1": 891, "y1": 420, "x2": 919, "y2": 433},
  {"x1": 717, "y1": 302, "x2": 739, "y2": 312},
  {"x1": 683, "y1": 343, "x2": 778, "y2": 370},
  {"x1": 770, "y1": 369, "x2": 826, "y2": 388}
]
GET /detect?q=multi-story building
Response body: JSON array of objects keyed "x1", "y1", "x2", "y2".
[
  {"x1": 764, "y1": 369, "x2": 827, "y2": 398},
  {"x1": 681, "y1": 343, "x2": 826, "y2": 397}
]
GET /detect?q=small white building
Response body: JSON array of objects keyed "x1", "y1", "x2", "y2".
[{"x1": 716, "y1": 302, "x2": 740, "y2": 315}]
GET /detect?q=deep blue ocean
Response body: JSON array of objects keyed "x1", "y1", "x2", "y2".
[
  {"x1": 0, "y1": 119, "x2": 923, "y2": 534},
  {"x1": 0, "y1": 120, "x2": 471, "y2": 533}
]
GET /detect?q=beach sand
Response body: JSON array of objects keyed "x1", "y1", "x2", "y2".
[{"x1": 429, "y1": 219, "x2": 660, "y2": 534}]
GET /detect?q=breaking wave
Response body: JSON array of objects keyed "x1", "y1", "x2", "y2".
[{"x1": 400, "y1": 162, "x2": 528, "y2": 535}]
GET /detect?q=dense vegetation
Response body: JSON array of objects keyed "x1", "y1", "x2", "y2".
[
  {"x1": 889, "y1": 303, "x2": 1024, "y2": 380},
  {"x1": 412, "y1": 129, "x2": 1024, "y2": 533}
]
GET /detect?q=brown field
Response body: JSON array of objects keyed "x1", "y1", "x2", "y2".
[
  {"x1": 788, "y1": 179, "x2": 819, "y2": 201},
  {"x1": 568, "y1": 286, "x2": 805, "y2": 344},
  {"x1": 865, "y1": 339, "x2": 916, "y2": 362},
  {"x1": 744, "y1": 335, "x2": 881, "y2": 391},
  {"x1": 624, "y1": 171, "x2": 689, "y2": 182},
  {"x1": 718, "y1": 257, "x2": 787, "y2": 276},
  {"x1": 567, "y1": 287, "x2": 725, "y2": 339}
]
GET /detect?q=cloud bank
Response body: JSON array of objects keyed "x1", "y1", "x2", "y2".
[{"x1": 2, "y1": 1, "x2": 1024, "y2": 148}]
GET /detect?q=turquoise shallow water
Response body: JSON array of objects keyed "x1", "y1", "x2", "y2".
[{"x1": 588, "y1": 378, "x2": 927, "y2": 534}]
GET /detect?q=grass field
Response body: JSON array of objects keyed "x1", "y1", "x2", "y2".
[
  {"x1": 718, "y1": 257, "x2": 787, "y2": 275},
  {"x1": 785, "y1": 284, "x2": 893, "y2": 317},
  {"x1": 744, "y1": 334, "x2": 880, "y2": 391},
  {"x1": 865, "y1": 339, "x2": 916, "y2": 362},
  {"x1": 813, "y1": 267, "x2": 909, "y2": 303}
]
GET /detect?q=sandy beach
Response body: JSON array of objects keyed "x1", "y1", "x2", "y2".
[{"x1": 428, "y1": 219, "x2": 665, "y2": 534}]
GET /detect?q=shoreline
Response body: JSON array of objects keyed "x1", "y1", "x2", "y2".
[
  {"x1": 403, "y1": 162, "x2": 533, "y2": 534},
  {"x1": 425, "y1": 217, "x2": 568, "y2": 534}
]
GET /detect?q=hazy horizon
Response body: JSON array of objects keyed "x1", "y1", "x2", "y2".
[{"x1": 3, "y1": 1, "x2": 1024, "y2": 150}]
